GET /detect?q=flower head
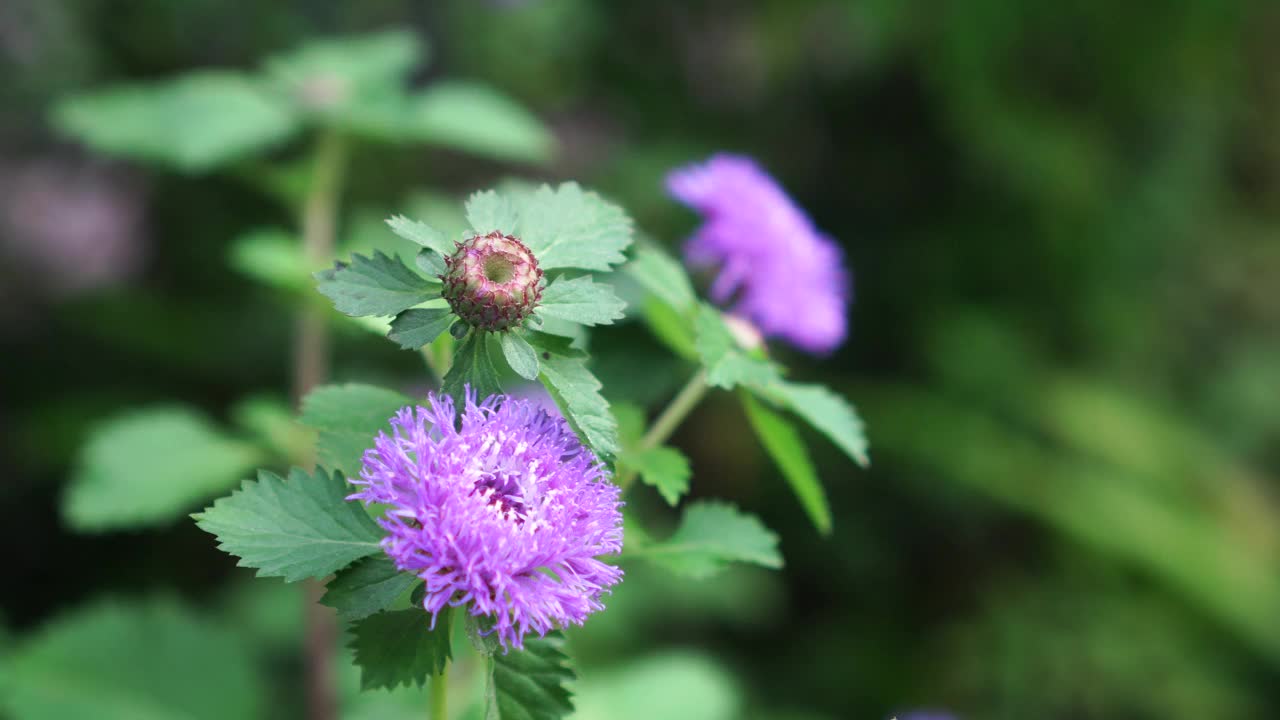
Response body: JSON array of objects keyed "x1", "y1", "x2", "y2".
[
  {"x1": 442, "y1": 231, "x2": 544, "y2": 332},
  {"x1": 667, "y1": 154, "x2": 849, "y2": 353},
  {"x1": 349, "y1": 389, "x2": 623, "y2": 649}
]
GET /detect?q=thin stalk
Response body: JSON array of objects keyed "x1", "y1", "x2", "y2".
[
  {"x1": 429, "y1": 659, "x2": 449, "y2": 720},
  {"x1": 617, "y1": 369, "x2": 710, "y2": 493},
  {"x1": 292, "y1": 128, "x2": 347, "y2": 720}
]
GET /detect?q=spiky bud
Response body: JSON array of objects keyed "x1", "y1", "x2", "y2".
[{"x1": 441, "y1": 232, "x2": 543, "y2": 332}]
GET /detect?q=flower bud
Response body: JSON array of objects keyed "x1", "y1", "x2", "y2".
[{"x1": 441, "y1": 232, "x2": 543, "y2": 332}]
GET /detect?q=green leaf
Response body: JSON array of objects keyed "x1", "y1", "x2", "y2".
[
  {"x1": 694, "y1": 304, "x2": 781, "y2": 389},
  {"x1": 538, "y1": 354, "x2": 619, "y2": 458},
  {"x1": 624, "y1": 446, "x2": 691, "y2": 506},
  {"x1": 626, "y1": 246, "x2": 695, "y2": 312},
  {"x1": 64, "y1": 406, "x2": 261, "y2": 532},
  {"x1": 300, "y1": 384, "x2": 412, "y2": 476},
  {"x1": 634, "y1": 501, "x2": 782, "y2": 579},
  {"x1": 465, "y1": 189, "x2": 518, "y2": 235},
  {"x1": 53, "y1": 71, "x2": 298, "y2": 172},
  {"x1": 758, "y1": 381, "x2": 870, "y2": 468},
  {"x1": 501, "y1": 332, "x2": 540, "y2": 380},
  {"x1": 229, "y1": 227, "x2": 307, "y2": 291},
  {"x1": 3, "y1": 598, "x2": 260, "y2": 720},
  {"x1": 194, "y1": 466, "x2": 383, "y2": 582},
  {"x1": 387, "y1": 215, "x2": 452, "y2": 256},
  {"x1": 526, "y1": 331, "x2": 587, "y2": 358},
  {"x1": 405, "y1": 81, "x2": 553, "y2": 164},
  {"x1": 741, "y1": 393, "x2": 831, "y2": 534},
  {"x1": 322, "y1": 555, "x2": 419, "y2": 622},
  {"x1": 230, "y1": 395, "x2": 311, "y2": 467},
  {"x1": 640, "y1": 297, "x2": 698, "y2": 361},
  {"x1": 388, "y1": 308, "x2": 455, "y2": 350},
  {"x1": 444, "y1": 332, "x2": 503, "y2": 405},
  {"x1": 508, "y1": 183, "x2": 634, "y2": 271},
  {"x1": 316, "y1": 250, "x2": 439, "y2": 317},
  {"x1": 612, "y1": 403, "x2": 645, "y2": 447},
  {"x1": 486, "y1": 632, "x2": 575, "y2": 720},
  {"x1": 416, "y1": 248, "x2": 447, "y2": 278},
  {"x1": 538, "y1": 275, "x2": 627, "y2": 326},
  {"x1": 350, "y1": 609, "x2": 452, "y2": 691}
]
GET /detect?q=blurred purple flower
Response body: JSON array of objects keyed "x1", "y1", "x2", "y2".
[
  {"x1": 667, "y1": 153, "x2": 849, "y2": 354},
  {"x1": 349, "y1": 388, "x2": 624, "y2": 650}
]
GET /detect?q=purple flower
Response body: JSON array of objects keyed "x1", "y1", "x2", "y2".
[
  {"x1": 667, "y1": 154, "x2": 850, "y2": 354},
  {"x1": 349, "y1": 389, "x2": 624, "y2": 650}
]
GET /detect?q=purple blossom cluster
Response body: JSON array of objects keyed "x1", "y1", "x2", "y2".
[
  {"x1": 668, "y1": 153, "x2": 850, "y2": 354},
  {"x1": 349, "y1": 389, "x2": 624, "y2": 649}
]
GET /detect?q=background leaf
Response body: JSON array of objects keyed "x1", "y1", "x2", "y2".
[
  {"x1": 465, "y1": 189, "x2": 518, "y2": 235},
  {"x1": 626, "y1": 246, "x2": 695, "y2": 313},
  {"x1": 756, "y1": 381, "x2": 870, "y2": 468},
  {"x1": 741, "y1": 393, "x2": 831, "y2": 534},
  {"x1": 52, "y1": 71, "x2": 298, "y2": 172},
  {"x1": 64, "y1": 406, "x2": 261, "y2": 532},
  {"x1": 694, "y1": 304, "x2": 781, "y2": 390},
  {"x1": 194, "y1": 467, "x2": 383, "y2": 582},
  {"x1": 633, "y1": 501, "x2": 782, "y2": 579},
  {"x1": 621, "y1": 446, "x2": 691, "y2": 506},
  {"x1": 405, "y1": 81, "x2": 553, "y2": 164},
  {"x1": 2, "y1": 598, "x2": 260, "y2": 720},
  {"x1": 350, "y1": 608, "x2": 452, "y2": 691},
  {"x1": 300, "y1": 383, "x2": 412, "y2": 476}
]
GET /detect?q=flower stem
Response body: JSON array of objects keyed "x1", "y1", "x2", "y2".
[
  {"x1": 430, "y1": 661, "x2": 449, "y2": 720},
  {"x1": 293, "y1": 128, "x2": 346, "y2": 720},
  {"x1": 617, "y1": 369, "x2": 709, "y2": 493}
]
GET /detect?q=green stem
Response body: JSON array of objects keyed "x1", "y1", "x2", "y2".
[
  {"x1": 293, "y1": 128, "x2": 347, "y2": 720},
  {"x1": 430, "y1": 652, "x2": 450, "y2": 720},
  {"x1": 617, "y1": 369, "x2": 710, "y2": 493}
]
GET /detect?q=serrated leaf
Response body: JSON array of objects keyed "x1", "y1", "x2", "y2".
[
  {"x1": 466, "y1": 190, "x2": 518, "y2": 235},
  {"x1": 509, "y1": 183, "x2": 633, "y2": 271},
  {"x1": 538, "y1": 354, "x2": 619, "y2": 458},
  {"x1": 756, "y1": 381, "x2": 870, "y2": 468},
  {"x1": 501, "y1": 332, "x2": 540, "y2": 380},
  {"x1": 416, "y1": 248, "x2": 447, "y2": 278},
  {"x1": 537, "y1": 275, "x2": 627, "y2": 326},
  {"x1": 486, "y1": 632, "x2": 575, "y2": 720},
  {"x1": 300, "y1": 384, "x2": 412, "y2": 475},
  {"x1": 351, "y1": 608, "x2": 452, "y2": 690},
  {"x1": 444, "y1": 332, "x2": 504, "y2": 405},
  {"x1": 635, "y1": 501, "x2": 782, "y2": 579},
  {"x1": 405, "y1": 81, "x2": 553, "y2": 164},
  {"x1": 623, "y1": 446, "x2": 690, "y2": 506},
  {"x1": 3, "y1": 598, "x2": 260, "y2": 720},
  {"x1": 640, "y1": 297, "x2": 698, "y2": 360},
  {"x1": 53, "y1": 71, "x2": 298, "y2": 172},
  {"x1": 316, "y1": 250, "x2": 439, "y2": 317},
  {"x1": 741, "y1": 393, "x2": 831, "y2": 534},
  {"x1": 64, "y1": 406, "x2": 261, "y2": 532},
  {"x1": 626, "y1": 246, "x2": 695, "y2": 312},
  {"x1": 388, "y1": 308, "x2": 455, "y2": 350},
  {"x1": 229, "y1": 227, "x2": 307, "y2": 291},
  {"x1": 387, "y1": 215, "x2": 452, "y2": 256},
  {"x1": 194, "y1": 467, "x2": 383, "y2": 582},
  {"x1": 322, "y1": 555, "x2": 419, "y2": 622},
  {"x1": 694, "y1": 304, "x2": 781, "y2": 389},
  {"x1": 526, "y1": 331, "x2": 587, "y2": 358}
]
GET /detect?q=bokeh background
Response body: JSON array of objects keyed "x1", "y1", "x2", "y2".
[{"x1": 3, "y1": 1, "x2": 1280, "y2": 719}]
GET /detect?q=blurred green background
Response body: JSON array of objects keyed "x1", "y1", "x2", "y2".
[{"x1": 3, "y1": 1, "x2": 1279, "y2": 719}]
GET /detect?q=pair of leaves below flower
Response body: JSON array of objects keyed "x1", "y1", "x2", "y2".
[
  {"x1": 193, "y1": 466, "x2": 383, "y2": 583},
  {"x1": 465, "y1": 183, "x2": 633, "y2": 273},
  {"x1": 479, "y1": 631, "x2": 575, "y2": 720},
  {"x1": 349, "y1": 607, "x2": 452, "y2": 691},
  {"x1": 629, "y1": 500, "x2": 783, "y2": 580},
  {"x1": 300, "y1": 383, "x2": 412, "y2": 476},
  {"x1": 693, "y1": 304, "x2": 782, "y2": 389}
]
